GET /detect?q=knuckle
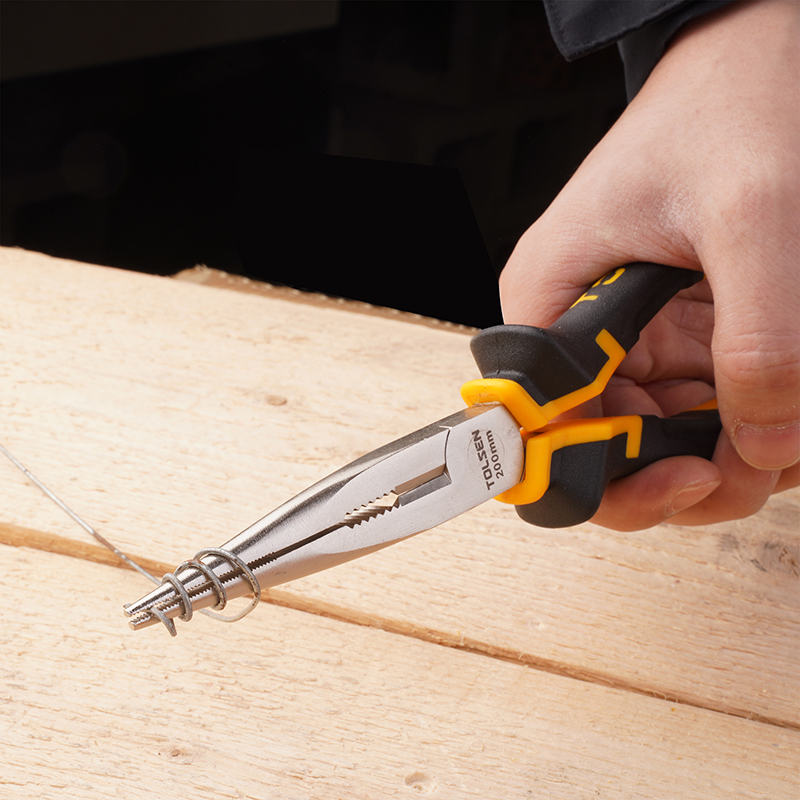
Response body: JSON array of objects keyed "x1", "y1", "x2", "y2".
[
  {"x1": 709, "y1": 156, "x2": 800, "y2": 255},
  {"x1": 716, "y1": 336, "x2": 799, "y2": 384},
  {"x1": 714, "y1": 314, "x2": 800, "y2": 398}
]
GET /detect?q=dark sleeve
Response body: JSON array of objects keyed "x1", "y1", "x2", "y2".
[{"x1": 543, "y1": 0, "x2": 738, "y2": 98}]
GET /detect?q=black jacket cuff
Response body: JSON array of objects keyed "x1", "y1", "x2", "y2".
[{"x1": 543, "y1": 0, "x2": 738, "y2": 98}]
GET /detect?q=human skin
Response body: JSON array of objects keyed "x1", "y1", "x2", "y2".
[{"x1": 499, "y1": 0, "x2": 799, "y2": 530}]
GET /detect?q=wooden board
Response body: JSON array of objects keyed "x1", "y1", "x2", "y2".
[
  {"x1": 0, "y1": 247, "x2": 798, "y2": 796},
  {"x1": 2, "y1": 545, "x2": 798, "y2": 800}
]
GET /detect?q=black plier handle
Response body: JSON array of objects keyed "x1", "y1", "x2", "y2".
[{"x1": 461, "y1": 263, "x2": 722, "y2": 528}]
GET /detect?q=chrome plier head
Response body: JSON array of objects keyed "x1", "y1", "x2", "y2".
[{"x1": 124, "y1": 402, "x2": 524, "y2": 634}]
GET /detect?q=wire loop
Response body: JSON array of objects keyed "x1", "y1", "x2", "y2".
[
  {"x1": 192, "y1": 548, "x2": 262, "y2": 624},
  {"x1": 185, "y1": 558, "x2": 228, "y2": 611},
  {"x1": 145, "y1": 548, "x2": 262, "y2": 634}
]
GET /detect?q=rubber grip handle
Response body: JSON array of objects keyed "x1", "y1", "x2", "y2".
[
  {"x1": 470, "y1": 263, "x2": 703, "y2": 414},
  {"x1": 516, "y1": 409, "x2": 722, "y2": 528}
]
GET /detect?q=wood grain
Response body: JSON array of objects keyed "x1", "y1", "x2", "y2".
[
  {"x1": 1, "y1": 545, "x2": 797, "y2": 800},
  {"x1": 1, "y1": 247, "x2": 798, "y2": 796}
]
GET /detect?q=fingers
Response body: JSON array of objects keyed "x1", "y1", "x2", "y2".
[
  {"x1": 775, "y1": 462, "x2": 800, "y2": 494},
  {"x1": 698, "y1": 175, "x2": 800, "y2": 471},
  {"x1": 676, "y1": 0, "x2": 800, "y2": 473},
  {"x1": 601, "y1": 376, "x2": 715, "y2": 418},
  {"x1": 590, "y1": 456, "x2": 720, "y2": 532},
  {"x1": 658, "y1": 433, "x2": 782, "y2": 526},
  {"x1": 590, "y1": 434, "x2": 784, "y2": 531},
  {"x1": 702, "y1": 243, "x2": 800, "y2": 472},
  {"x1": 498, "y1": 163, "x2": 695, "y2": 329}
]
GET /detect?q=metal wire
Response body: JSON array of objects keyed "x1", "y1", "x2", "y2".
[
  {"x1": 0, "y1": 442, "x2": 160, "y2": 586},
  {"x1": 191, "y1": 547, "x2": 262, "y2": 622},
  {"x1": 153, "y1": 549, "x2": 261, "y2": 628},
  {"x1": 1, "y1": 441, "x2": 262, "y2": 634}
]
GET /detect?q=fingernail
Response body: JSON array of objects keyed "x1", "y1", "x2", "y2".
[
  {"x1": 665, "y1": 480, "x2": 720, "y2": 517},
  {"x1": 734, "y1": 422, "x2": 800, "y2": 470}
]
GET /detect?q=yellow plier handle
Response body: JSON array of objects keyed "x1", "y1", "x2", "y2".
[{"x1": 461, "y1": 263, "x2": 722, "y2": 528}]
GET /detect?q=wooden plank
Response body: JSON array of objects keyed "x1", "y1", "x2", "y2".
[
  {"x1": 172, "y1": 264, "x2": 479, "y2": 333},
  {"x1": 1, "y1": 247, "x2": 798, "y2": 728},
  {"x1": 1, "y1": 544, "x2": 798, "y2": 800}
]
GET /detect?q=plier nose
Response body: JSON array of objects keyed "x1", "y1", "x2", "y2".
[{"x1": 124, "y1": 403, "x2": 525, "y2": 634}]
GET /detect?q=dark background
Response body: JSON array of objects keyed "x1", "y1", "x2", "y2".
[{"x1": 1, "y1": 1, "x2": 626, "y2": 328}]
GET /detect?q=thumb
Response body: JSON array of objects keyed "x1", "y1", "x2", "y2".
[
  {"x1": 498, "y1": 196, "x2": 662, "y2": 328},
  {"x1": 707, "y1": 253, "x2": 800, "y2": 472}
]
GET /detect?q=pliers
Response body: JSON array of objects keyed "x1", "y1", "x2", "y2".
[{"x1": 125, "y1": 262, "x2": 721, "y2": 635}]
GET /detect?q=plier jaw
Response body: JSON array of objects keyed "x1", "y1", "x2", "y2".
[{"x1": 124, "y1": 403, "x2": 524, "y2": 633}]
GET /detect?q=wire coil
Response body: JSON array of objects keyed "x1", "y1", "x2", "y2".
[{"x1": 153, "y1": 547, "x2": 262, "y2": 636}]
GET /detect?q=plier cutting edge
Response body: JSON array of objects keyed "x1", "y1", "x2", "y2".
[{"x1": 125, "y1": 263, "x2": 721, "y2": 635}]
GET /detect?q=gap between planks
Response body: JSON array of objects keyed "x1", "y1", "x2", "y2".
[{"x1": 3, "y1": 519, "x2": 796, "y2": 734}]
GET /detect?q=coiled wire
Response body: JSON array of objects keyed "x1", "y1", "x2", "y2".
[{"x1": 153, "y1": 548, "x2": 262, "y2": 636}]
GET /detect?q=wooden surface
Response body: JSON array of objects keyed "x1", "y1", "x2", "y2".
[{"x1": 1, "y1": 247, "x2": 798, "y2": 798}]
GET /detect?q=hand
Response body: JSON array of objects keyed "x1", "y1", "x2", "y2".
[{"x1": 500, "y1": 0, "x2": 799, "y2": 530}]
